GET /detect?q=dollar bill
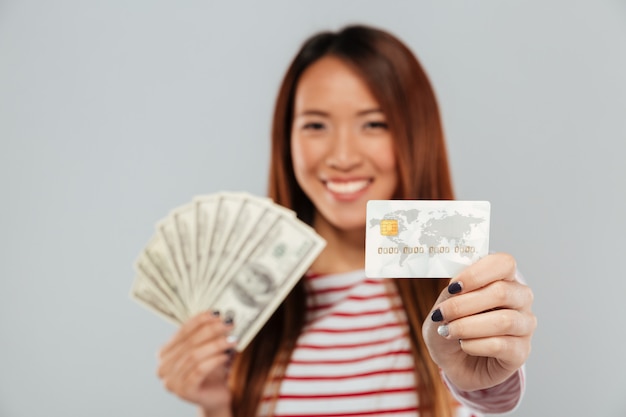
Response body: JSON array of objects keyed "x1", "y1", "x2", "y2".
[
  {"x1": 156, "y1": 209, "x2": 193, "y2": 304},
  {"x1": 130, "y1": 282, "x2": 181, "y2": 326},
  {"x1": 193, "y1": 194, "x2": 220, "y2": 307},
  {"x1": 131, "y1": 254, "x2": 186, "y2": 325},
  {"x1": 135, "y1": 251, "x2": 187, "y2": 318},
  {"x1": 208, "y1": 215, "x2": 326, "y2": 350},
  {"x1": 201, "y1": 196, "x2": 273, "y2": 311},
  {"x1": 205, "y1": 202, "x2": 296, "y2": 309},
  {"x1": 131, "y1": 192, "x2": 326, "y2": 351},
  {"x1": 198, "y1": 193, "x2": 245, "y2": 296},
  {"x1": 143, "y1": 235, "x2": 189, "y2": 319},
  {"x1": 170, "y1": 203, "x2": 197, "y2": 300}
]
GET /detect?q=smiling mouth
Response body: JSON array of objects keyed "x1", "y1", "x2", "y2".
[{"x1": 325, "y1": 179, "x2": 371, "y2": 194}]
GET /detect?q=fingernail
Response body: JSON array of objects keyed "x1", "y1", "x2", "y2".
[
  {"x1": 437, "y1": 324, "x2": 450, "y2": 337},
  {"x1": 225, "y1": 347, "x2": 236, "y2": 368},
  {"x1": 224, "y1": 316, "x2": 234, "y2": 325},
  {"x1": 211, "y1": 310, "x2": 220, "y2": 317},
  {"x1": 431, "y1": 308, "x2": 443, "y2": 322},
  {"x1": 448, "y1": 282, "x2": 462, "y2": 295}
]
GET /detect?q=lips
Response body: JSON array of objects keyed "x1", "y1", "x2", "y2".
[{"x1": 324, "y1": 179, "x2": 371, "y2": 194}]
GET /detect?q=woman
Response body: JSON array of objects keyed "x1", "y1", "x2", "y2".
[{"x1": 157, "y1": 25, "x2": 536, "y2": 417}]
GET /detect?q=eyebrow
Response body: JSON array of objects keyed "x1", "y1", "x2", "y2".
[{"x1": 295, "y1": 109, "x2": 384, "y2": 117}]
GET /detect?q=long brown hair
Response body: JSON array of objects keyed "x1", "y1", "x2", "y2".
[{"x1": 231, "y1": 25, "x2": 455, "y2": 417}]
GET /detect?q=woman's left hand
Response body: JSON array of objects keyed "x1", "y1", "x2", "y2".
[{"x1": 422, "y1": 253, "x2": 537, "y2": 392}]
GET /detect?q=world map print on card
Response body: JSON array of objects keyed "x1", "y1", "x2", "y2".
[{"x1": 365, "y1": 200, "x2": 490, "y2": 278}]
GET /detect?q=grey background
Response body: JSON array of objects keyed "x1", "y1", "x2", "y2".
[{"x1": 1, "y1": 0, "x2": 625, "y2": 416}]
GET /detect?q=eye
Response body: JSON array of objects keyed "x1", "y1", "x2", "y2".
[
  {"x1": 302, "y1": 122, "x2": 326, "y2": 131},
  {"x1": 364, "y1": 120, "x2": 389, "y2": 130}
]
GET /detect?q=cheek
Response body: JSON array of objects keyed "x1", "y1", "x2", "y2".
[
  {"x1": 290, "y1": 137, "x2": 312, "y2": 194},
  {"x1": 291, "y1": 136, "x2": 322, "y2": 178},
  {"x1": 290, "y1": 137, "x2": 305, "y2": 173},
  {"x1": 381, "y1": 150, "x2": 397, "y2": 174},
  {"x1": 370, "y1": 140, "x2": 398, "y2": 175}
]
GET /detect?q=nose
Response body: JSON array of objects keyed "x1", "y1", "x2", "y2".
[{"x1": 325, "y1": 127, "x2": 363, "y2": 171}]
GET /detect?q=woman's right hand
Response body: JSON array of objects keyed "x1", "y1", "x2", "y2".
[{"x1": 157, "y1": 311, "x2": 237, "y2": 417}]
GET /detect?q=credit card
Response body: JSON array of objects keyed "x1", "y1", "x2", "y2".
[{"x1": 365, "y1": 200, "x2": 490, "y2": 278}]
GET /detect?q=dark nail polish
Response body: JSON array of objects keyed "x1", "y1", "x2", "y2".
[
  {"x1": 224, "y1": 316, "x2": 234, "y2": 325},
  {"x1": 224, "y1": 348, "x2": 235, "y2": 367},
  {"x1": 211, "y1": 310, "x2": 220, "y2": 317},
  {"x1": 448, "y1": 282, "x2": 462, "y2": 295},
  {"x1": 431, "y1": 308, "x2": 443, "y2": 322}
]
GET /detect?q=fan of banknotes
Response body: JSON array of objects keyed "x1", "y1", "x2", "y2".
[{"x1": 130, "y1": 191, "x2": 326, "y2": 350}]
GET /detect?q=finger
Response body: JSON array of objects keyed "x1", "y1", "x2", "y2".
[
  {"x1": 182, "y1": 351, "x2": 233, "y2": 390},
  {"x1": 433, "y1": 280, "x2": 534, "y2": 322},
  {"x1": 428, "y1": 253, "x2": 520, "y2": 318},
  {"x1": 158, "y1": 319, "x2": 232, "y2": 378},
  {"x1": 451, "y1": 253, "x2": 517, "y2": 294},
  {"x1": 437, "y1": 309, "x2": 536, "y2": 340},
  {"x1": 160, "y1": 311, "x2": 221, "y2": 356},
  {"x1": 167, "y1": 315, "x2": 233, "y2": 361},
  {"x1": 159, "y1": 332, "x2": 235, "y2": 392},
  {"x1": 183, "y1": 319, "x2": 233, "y2": 351},
  {"x1": 176, "y1": 336, "x2": 237, "y2": 383},
  {"x1": 161, "y1": 349, "x2": 229, "y2": 396},
  {"x1": 459, "y1": 336, "x2": 531, "y2": 370}
]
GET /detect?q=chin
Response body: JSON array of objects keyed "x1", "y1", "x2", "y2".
[{"x1": 331, "y1": 216, "x2": 368, "y2": 233}]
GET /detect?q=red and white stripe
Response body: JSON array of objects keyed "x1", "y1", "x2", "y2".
[{"x1": 259, "y1": 270, "x2": 522, "y2": 417}]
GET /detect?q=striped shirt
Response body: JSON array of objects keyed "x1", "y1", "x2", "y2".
[{"x1": 260, "y1": 270, "x2": 523, "y2": 417}]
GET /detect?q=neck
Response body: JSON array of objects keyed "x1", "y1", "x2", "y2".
[{"x1": 309, "y1": 213, "x2": 365, "y2": 275}]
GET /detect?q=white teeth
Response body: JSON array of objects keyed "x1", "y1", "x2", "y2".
[{"x1": 326, "y1": 180, "x2": 370, "y2": 194}]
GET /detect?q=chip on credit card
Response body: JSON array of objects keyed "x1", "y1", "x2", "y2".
[{"x1": 365, "y1": 200, "x2": 490, "y2": 278}]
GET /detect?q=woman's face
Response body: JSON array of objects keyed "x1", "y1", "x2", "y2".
[{"x1": 291, "y1": 56, "x2": 398, "y2": 232}]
